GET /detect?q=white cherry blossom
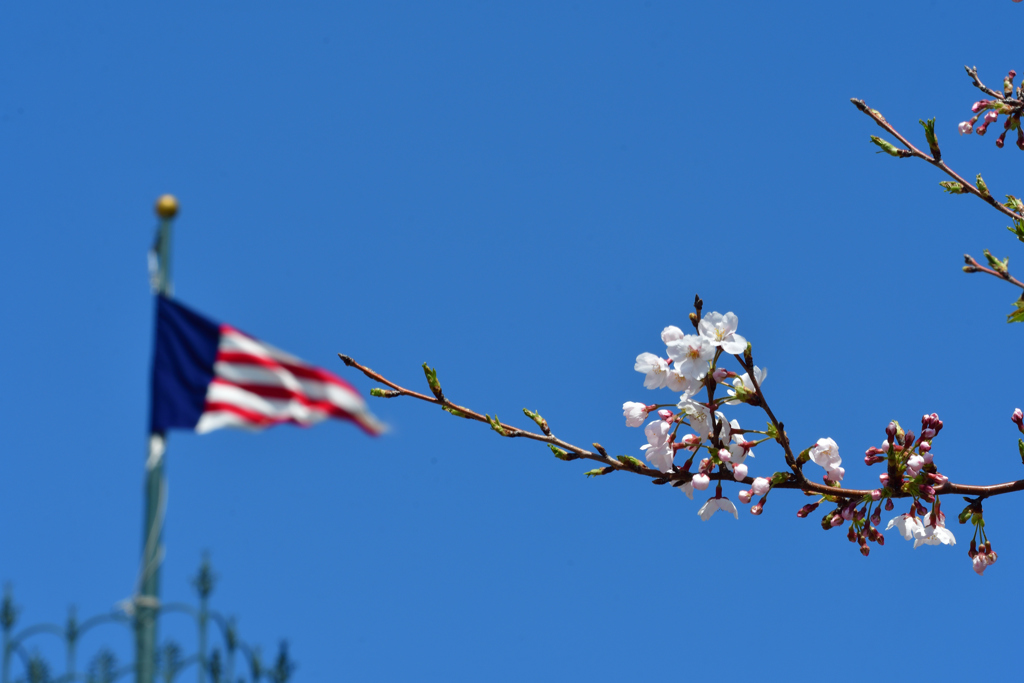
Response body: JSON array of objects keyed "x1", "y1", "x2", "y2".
[
  {"x1": 661, "y1": 325, "x2": 686, "y2": 344},
  {"x1": 643, "y1": 419, "x2": 671, "y2": 446},
  {"x1": 912, "y1": 512, "x2": 956, "y2": 548},
  {"x1": 825, "y1": 465, "x2": 845, "y2": 483},
  {"x1": 729, "y1": 423, "x2": 757, "y2": 465},
  {"x1": 809, "y1": 437, "x2": 841, "y2": 468},
  {"x1": 886, "y1": 514, "x2": 924, "y2": 541},
  {"x1": 677, "y1": 481, "x2": 694, "y2": 500},
  {"x1": 640, "y1": 418, "x2": 673, "y2": 472},
  {"x1": 622, "y1": 402, "x2": 648, "y2": 427},
  {"x1": 665, "y1": 368, "x2": 705, "y2": 396},
  {"x1": 697, "y1": 311, "x2": 748, "y2": 355},
  {"x1": 726, "y1": 366, "x2": 767, "y2": 402},
  {"x1": 691, "y1": 473, "x2": 710, "y2": 490},
  {"x1": 698, "y1": 497, "x2": 739, "y2": 521},
  {"x1": 666, "y1": 334, "x2": 715, "y2": 380},
  {"x1": 677, "y1": 399, "x2": 727, "y2": 441},
  {"x1": 642, "y1": 442, "x2": 674, "y2": 473},
  {"x1": 635, "y1": 352, "x2": 670, "y2": 389}
]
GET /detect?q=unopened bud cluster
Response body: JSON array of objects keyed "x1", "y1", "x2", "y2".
[{"x1": 959, "y1": 69, "x2": 1024, "y2": 149}]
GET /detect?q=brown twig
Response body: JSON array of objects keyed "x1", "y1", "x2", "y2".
[
  {"x1": 963, "y1": 254, "x2": 1024, "y2": 290},
  {"x1": 850, "y1": 98, "x2": 1022, "y2": 221},
  {"x1": 338, "y1": 354, "x2": 1024, "y2": 503},
  {"x1": 965, "y1": 65, "x2": 1004, "y2": 100}
]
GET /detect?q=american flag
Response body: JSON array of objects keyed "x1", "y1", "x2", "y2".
[{"x1": 150, "y1": 295, "x2": 385, "y2": 436}]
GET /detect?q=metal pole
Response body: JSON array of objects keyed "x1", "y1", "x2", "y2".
[
  {"x1": 138, "y1": 195, "x2": 178, "y2": 683},
  {"x1": 193, "y1": 556, "x2": 214, "y2": 683},
  {"x1": 0, "y1": 586, "x2": 16, "y2": 683}
]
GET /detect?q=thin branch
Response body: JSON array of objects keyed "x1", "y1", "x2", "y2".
[
  {"x1": 850, "y1": 98, "x2": 1022, "y2": 221},
  {"x1": 339, "y1": 354, "x2": 1024, "y2": 504},
  {"x1": 963, "y1": 254, "x2": 1024, "y2": 290},
  {"x1": 965, "y1": 65, "x2": 1004, "y2": 100}
]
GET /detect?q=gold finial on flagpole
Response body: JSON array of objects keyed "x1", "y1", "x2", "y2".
[{"x1": 154, "y1": 194, "x2": 179, "y2": 219}]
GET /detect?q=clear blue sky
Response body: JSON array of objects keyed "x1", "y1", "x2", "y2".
[{"x1": 3, "y1": 2, "x2": 1023, "y2": 681}]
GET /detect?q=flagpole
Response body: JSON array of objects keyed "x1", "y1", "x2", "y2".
[{"x1": 138, "y1": 194, "x2": 178, "y2": 683}]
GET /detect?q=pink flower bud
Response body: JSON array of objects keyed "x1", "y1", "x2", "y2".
[
  {"x1": 985, "y1": 110, "x2": 999, "y2": 124},
  {"x1": 879, "y1": 473, "x2": 889, "y2": 485},
  {"x1": 681, "y1": 434, "x2": 701, "y2": 448},
  {"x1": 959, "y1": 121, "x2": 974, "y2": 135},
  {"x1": 884, "y1": 498, "x2": 894, "y2": 511},
  {"x1": 921, "y1": 428, "x2": 936, "y2": 439},
  {"x1": 738, "y1": 489, "x2": 752, "y2": 504},
  {"x1": 919, "y1": 441, "x2": 931, "y2": 452},
  {"x1": 977, "y1": 123, "x2": 990, "y2": 136},
  {"x1": 712, "y1": 368, "x2": 730, "y2": 382},
  {"x1": 906, "y1": 454, "x2": 925, "y2": 473},
  {"x1": 864, "y1": 454, "x2": 885, "y2": 466},
  {"x1": 691, "y1": 473, "x2": 710, "y2": 491},
  {"x1": 733, "y1": 463, "x2": 748, "y2": 480},
  {"x1": 830, "y1": 513, "x2": 844, "y2": 527},
  {"x1": 997, "y1": 133, "x2": 1006, "y2": 148},
  {"x1": 796, "y1": 502, "x2": 819, "y2": 518},
  {"x1": 922, "y1": 451, "x2": 934, "y2": 465},
  {"x1": 929, "y1": 472, "x2": 948, "y2": 485},
  {"x1": 658, "y1": 409, "x2": 674, "y2": 421},
  {"x1": 718, "y1": 448, "x2": 732, "y2": 463},
  {"x1": 885, "y1": 422, "x2": 897, "y2": 440},
  {"x1": 751, "y1": 477, "x2": 770, "y2": 497},
  {"x1": 1012, "y1": 408, "x2": 1024, "y2": 426},
  {"x1": 871, "y1": 489, "x2": 882, "y2": 501},
  {"x1": 750, "y1": 504, "x2": 763, "y2": 516},
  {"x1": 972, "y1": 100, "x2": 989, "y2": 113}
]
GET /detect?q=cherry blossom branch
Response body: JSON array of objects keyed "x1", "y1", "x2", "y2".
[
  {"x1": 849, "y1": 97, "x2": 1022, "y2": 221},
  {"x1": 965, "y1": 65, "x2": 1018, "y2": 104},
  {"x1": 337, "y1": 354, "x2": 1024, "y2": 501}
]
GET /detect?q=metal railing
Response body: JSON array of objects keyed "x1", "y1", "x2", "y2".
[{"x1": 1, "y1": 559, "x2": 294, "y2": 683}]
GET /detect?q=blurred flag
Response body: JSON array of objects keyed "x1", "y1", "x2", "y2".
[{"x1": 150, "y1": 295, "x2": 385, "y2": 436}]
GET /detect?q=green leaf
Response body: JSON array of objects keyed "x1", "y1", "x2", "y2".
[
  {"x1": 939, "y1": 181, "x2": 966, "y2": 194},
  {"x1": 983, "y1": 249, "x2": 1009, "y2": 274},
  {"x1": 977, "y1": 173, "x2": 991, "y2": 198},
  {"x1": 584, "y1": 467, "x2": 615, "y2": 478},
  {"x1": 422, "y1": 363, "x2": 445, "y2": 401},
  {"x1": 870, "y1": 135, "x2": 909, "y2": 157},
  {"x1": 765, "y1": 422, "x2": 778, "y2": 440},
  {"x1": 919, "y1": 117, "x2": 940, "y2": 160},
  {"x1": 1018, "y1": 438, "x2": 1024, "y2": 464},
  {"x1": 958, "y1": 506, "x2": 973, "y2": 524},
  {"x1": 770, "y1": 472, "x2": 789, "y2": 486},
  {"x1": 617, "y1": 455, "x2": 644, "y2": 470},
  {"x1": 486, "y1": 414, "x2": 508, "y2": 436},
  {"x1": 523, "y1": 408, "x2": 550, "y2": 434},
  {"x1": 442, "y1": 405, "x2": 469, "y2": 418},
  {"x1": 1009, "y1": 299, "x2": 1024, "y2": 324},
  {"x1": 549, "y1": 444, "x2": 574, "y2": 461}
]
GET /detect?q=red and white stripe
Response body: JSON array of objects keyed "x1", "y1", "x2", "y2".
[{"x1": 195, "y1": 325, "x2": 386, "y2": 436}]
